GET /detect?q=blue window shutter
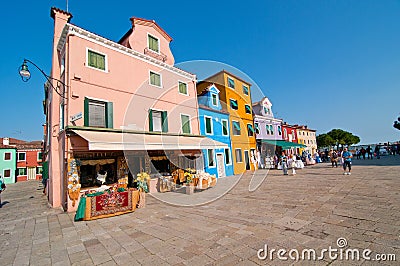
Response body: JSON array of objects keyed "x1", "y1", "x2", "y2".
[
  {"x1": 84, "y1": 97, "x2": 89, "y2": 126},
  {"x1": 106, "y1": 102, "x2": 113, "y2": 128}
]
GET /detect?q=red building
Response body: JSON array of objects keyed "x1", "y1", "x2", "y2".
[
  {"x1": 15, "y1": 141, "x2": 43, "y2": 182},
  {"x1": 281, "y1": 122, "x2": 298, "y2": 143}
]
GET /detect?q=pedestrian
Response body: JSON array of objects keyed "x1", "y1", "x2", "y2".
[
  {"x1": 330, "y1": 149, "x2": 338, "y2": 168},
  {"x1": 342, "y1": 147, "x2": 353, "y2": 175},
  {"x1": 291, "y1": 154, "x2": 297, "y2": 175},
  {"x1": 355, "y1": 148, "x2": 360, "y2": 159},
  {"x1": 361, "y1": 147, "x2": 366, "y2": 160},
  {"x1": 0, "y1": 175, "x2": 6, "y2": 208},
  {"x1": 280, "y1": 151, "x2": 288, "y2": 175},
  {"x1": 374, "y1": 145, "x2": 380, "y2": 159},
  {"x1": 366, "y1": 145, "x2": 372, "y2": 159}
]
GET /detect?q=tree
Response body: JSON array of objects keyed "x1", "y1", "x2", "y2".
[
  {"x1": 317, "y1": 129, "x2": 360, "y2": 150},
  {"x1": 316, "y1": 133, "x2": 335, "y2": 148},
  {"x1": 394, "y1": 116, "x2": 400, "y2": 131}
]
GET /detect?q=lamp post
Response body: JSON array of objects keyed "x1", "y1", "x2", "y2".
[{"x1": 18, "y1": 59, "x2": 67, "y2": 98}]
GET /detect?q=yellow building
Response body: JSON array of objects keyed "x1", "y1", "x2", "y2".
[
  {"x1": 197, "y1": 70, "x2": 256, "y2": 174},
  {"x1": 296, "y1": 125, "x2": 317, "y2": 155}
]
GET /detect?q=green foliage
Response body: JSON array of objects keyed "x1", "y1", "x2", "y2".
[
  {"x1": 394, "y1": 116, "x2": 400, "y2": 131},
  {"x1": 317, "y1": 129, "x2": 360, "y2": 148}
]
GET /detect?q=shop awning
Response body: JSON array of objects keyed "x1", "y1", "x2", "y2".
[
  {"x1": 261, "y1": 139, "x2": 306, "y2": 149},
  {"x1": 72, "y1": 130, "x2": 228, "y2": 151}
]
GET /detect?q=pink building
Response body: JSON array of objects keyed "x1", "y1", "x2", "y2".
[{"x1": 46, "y1": 8, "x2": 225, "y2": 211}]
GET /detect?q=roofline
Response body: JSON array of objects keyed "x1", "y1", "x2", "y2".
[
  {"x1": 130, "y1": 17, "x2": 173, "y2": 42},
  {"x1": 200, "y1": 70, "x2": 252, "y2": 86},
  {"x1": 50, "y1": 7, "x2": 73, "y2": 22}
]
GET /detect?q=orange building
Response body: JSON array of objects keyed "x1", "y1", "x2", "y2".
[{"x1": 198, "y1": 71, "x2": 256, "y2": 174}]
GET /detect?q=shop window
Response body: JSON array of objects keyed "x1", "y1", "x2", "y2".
[
  {"x1": 84, "y1": 98, "x2": 113, "y2": 128},
  {"x1": 235, "y1": 149, "x2": 243, "y2": 163},
  {"x1": 149, "y1": 110, "x2": 168, "y2": 133},
  {"x1": 232, "y1": 121, "x2": 241, "y2": 135},
  {"x1": 18, "y1": 168, "x2": 27, "y2": 176},
  {"x1": 181, "y1": 114, "x2": 191, "y2": 134}
]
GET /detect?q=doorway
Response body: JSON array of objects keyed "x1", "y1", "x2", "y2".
[
  {"x1": 216, "y1": 153, "x2": 226, "y2": 178},
  {"x1": 27, "y1": 167, "x2": 36, "y2": 180},
  {"x1": 244, "y1": 150, "x2": 250, "y2": 170}
]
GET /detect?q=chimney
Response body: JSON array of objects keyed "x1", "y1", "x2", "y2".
[{"x1": 3, "y1": 137, "x2": 9, "y2": 146}]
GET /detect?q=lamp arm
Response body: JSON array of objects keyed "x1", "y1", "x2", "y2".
[{"x1": 23, "y1": 59, "x2": 67, "y2": 99}]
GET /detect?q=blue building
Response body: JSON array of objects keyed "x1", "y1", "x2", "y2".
[
  {"x1": 198, "y1": 84, "x2": 234, "y2": 178},
  {"x1": 0, "y1": 138, "x2": 17, "y2": 184}
]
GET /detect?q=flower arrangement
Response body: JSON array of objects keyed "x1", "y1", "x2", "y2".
[
  {"x1": 184, "y1": 168, "x2": 196, "y2": 184},
  {"x1": 136, "y1": 172, "x2": 150, "y2": 192}
]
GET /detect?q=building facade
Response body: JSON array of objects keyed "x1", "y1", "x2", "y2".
[
  {"x1": 198, "y1": 84, "x2": 234, "y2": 178},
  {"x1": 46, "y1": 8, "x2": 225, "y2": 211},
  {"x1": 16, "y1": 142, "x2": 43, "y2": 182},
  {"x1": 197, "y1": 71, "x2": 256, "y2": 174},
  {"x1": 0, "y1": 138, "x2": 17, "y2": 184},
  {"x1": 296, "y1": 125, "x2": 317, "y2": 155}
]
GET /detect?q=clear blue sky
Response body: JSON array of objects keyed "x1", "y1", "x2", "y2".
[{"x1": 1, "y1": 0, "x2": 399, "y2": 144}]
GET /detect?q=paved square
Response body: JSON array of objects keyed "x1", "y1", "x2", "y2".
[{"x1": 0, "y1": 157, "x2": 399, "y2": 265}]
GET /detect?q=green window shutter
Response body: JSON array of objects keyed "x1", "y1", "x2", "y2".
[
  {"x1": 149, "y1": 109, "x2": 153, "y2": 131},
  {"x1": 222, "y1": 120, "x2": 228, "y2": 135},
  {"x1": 181, "y1": 115, "x2": 190, "y2": 134},
  {"x1": 84, "y1": 97, "x2": 89, "y2": 126},
  {"x1": 205, "y1": 117, "x2": 212, "y2": 134},
  {"x1": 161, "y1": 111, "x2": 168, "y2": 133},
  {"x1": 106, "y1": 102, "x2": 113, "y2": 128},
  {"x1": 179, "y1": 82, "x2": 187, "y2": 94},
  {"x1": 245, "y1": 105, "x2": 251, "y2": 114}
]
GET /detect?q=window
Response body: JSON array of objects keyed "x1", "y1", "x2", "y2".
[
  {"x1": 37, "y1": 166, "x2": 43, "y2": 175},
  {"x1": 224, "y1": 148, "x2": 231, "y2": 165},
  {"x1": 149, "y1": 110, "x2": 168, "y2": 133},
  {"x1": 270, "y1": 125, "x2": 274, "y2": 135},
  {"x1": 150, "y1": 71, "x2": 162, "y2": 87},
  {"x1": 247, "y1": 124, "x2": 254, "y2": 137},
  {"x1": 148, "y1": 34, "x2": 159, "y2": 53},
  {"x1": 232, "y1": 121, "x2": 241, "y2": 135},
  {"x1": 227, "y1": 77, "x2": 235, "y2": 89},
  {"x1": 292, "y1": 132, "x2": 296, "y2": 140},
  {"x1": 18, "y1": 152, "x2": 26, "y2": 161},
  {"x1": 211, "y1": 94, "x2": 217, "y2": 106},
  {"x1": 181, "y1": 114, "x2": 191, "y2": 134},
  {"x1": 263, "y1": 106, "x2": 270, "y2": 115},
  {"x1": 243, "y1": 85, "x2": 249, "y2": 95},
  {"x1": 205, "y1": 116, "x2": 213, "y2": 135},
  {"x1": 37, "y1": 152, "x2": 43, "y2": 161},
  {"x1": 178, "y1": 82, "x2": 188, "y2": 95},
  {"x1": 266, "y1": 125, "x2": 270, "y2": 135},
  {"x1": 235, "y1": 149, "x2": 243, "y2": 163},
  {"x1": 60, "y1": 103, "x2": 64, "y2": 131},
  {"x1": 222, "y1": 120, "x2": 229, "y2": 136},
  {"x1": 245, "y1": 105, "x2": 251, "y2": 114},
  {"x1": 87, "y1": 50, "x2": 106, "y2": 71},
  {"x1": 207, "y1": 149, "x2": 215, "y2": 167},
  {"x1": 18, "y1": 168, "x2": 27, "y2": 176},
  {"x1": 84, "y1": 98, "x2": 113, "y2": 128},
  {"x1": 230, "y1": 99, "x2": 238, "y2": 110},
  {"x1": 3, "y1": 169, "x2": 11, "y2": 178},
  {"x1": 284, "y1": 128, "x2": 288, "y2": 139},
  {"x1": 278, "y1": 126, "x2": 282, "y2": 135},
  {"x1": 254, "y1": 123, "x2": 260, "y2": 134},
  {"x1": 4, "y1": 152, "x2": 11, "y2": 161}
]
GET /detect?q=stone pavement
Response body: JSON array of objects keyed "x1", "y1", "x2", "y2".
[{"x1": 0, "y1": 156, "x2": 399, "y2": 265}]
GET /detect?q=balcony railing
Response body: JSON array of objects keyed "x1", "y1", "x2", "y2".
[{"x1": 144, "y1": 47, "x2": 167, "y2": 62}]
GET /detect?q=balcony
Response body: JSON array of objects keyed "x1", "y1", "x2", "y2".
[{"x1": 144, "y1": 47, "x2": 167, "y2": 62}]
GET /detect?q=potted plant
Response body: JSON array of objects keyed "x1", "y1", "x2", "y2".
[{"x1": 184, "y1": 169, "x2": 195, "y2": 195}]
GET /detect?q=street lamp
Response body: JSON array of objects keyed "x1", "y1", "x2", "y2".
[{"x1": 18, "y1": 59, "x2": 67, "y2": 99}]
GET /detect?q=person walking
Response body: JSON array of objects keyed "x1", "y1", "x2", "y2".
[
  {"x1": 291, "y1": 154, "x2": 297, "y2": 175},
  {"x1": 0, "y1": 175, "x2": 6, "y2": 208},
  {"x1": 374, "y1": 145, "x2": 380, "y2": 159},
  {"x1": 342, "y1": 147, "x2": 353, "y2": 175},
  {"x1": 361, "y1": 147, "x2": 366, "y2": 160},
  {"x1": 280, "y1": 151, "x2": 288, "y2": 175},
  {"x1": 366, "y1": 146, "x2": 372, "y2": 159},
  {"x1": 330, "y1": 149, "x2": 338, "y2": 168}
]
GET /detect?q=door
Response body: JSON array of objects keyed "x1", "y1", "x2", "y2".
[
  {"x1": 27, "y1": 167, "x2": 36, "y2": 180},
  {"x1": 216, "y1": 153, "x2": 226, "y2": 178},
  {"x1": 244, "y1": 150, "x2": 250, "y2": 170}
]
